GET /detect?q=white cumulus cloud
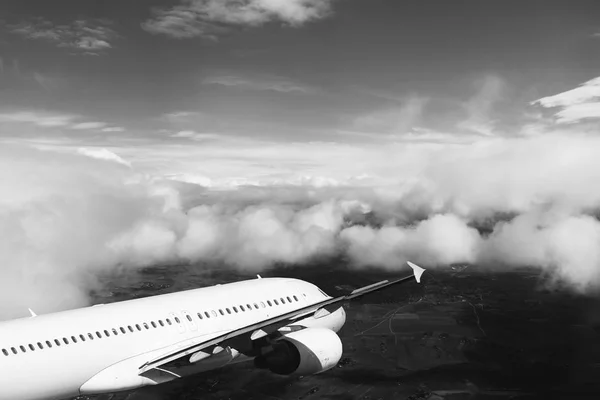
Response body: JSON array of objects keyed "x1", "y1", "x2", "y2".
[
  {"x1": 532, "y1": 76, "x2": 600, "y2": 123},
  {"x1": 143, "y1": 0, "x2": 334, "y2": 39}
]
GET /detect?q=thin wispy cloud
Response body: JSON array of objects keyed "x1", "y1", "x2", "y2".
[
  {"x1": 101, "y1": 126, "x2": 126, "y2": 133},
  {"x1": 171, "y1": 130, "x2": 222, "y2": 140},
  {"x1": 532, "y1": 77, "x2": 600, "y2": 123},
  {"x1": 458, "y1": 75, "x2": 505, "y2": 136},
  {"x1": 202, "y1": 74, "x2": 318, "y2": 94},
  {"x1": 164, "y1": 111, "x2": 199, "y2": 120},
  {"x1": 142, "y1": 0, "x2": 334, "y2": 39},
  {"x1": 0, "y1": 111, "x2": 75, "y2": 127},
  {"x1": 351, "y1": 96, "x2": 429, "y2": 135},
  {"x1": 0, "y1": 110, "x2": 115, "y2": 132},
  {"x1": 6, "y1": 18, "x2": 117, "y2": 55},
  {"x1": 71, "y1": 121, "x2": 108, "y2": 130}
]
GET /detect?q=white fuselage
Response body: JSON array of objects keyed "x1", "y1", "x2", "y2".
[{"x1": 0, "y1": 277, "x2": 345, "y2": 400}]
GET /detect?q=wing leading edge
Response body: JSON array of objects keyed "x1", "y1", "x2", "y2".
[{"x1": 138, "y1": 261, "x2": 426, "y2": 374}]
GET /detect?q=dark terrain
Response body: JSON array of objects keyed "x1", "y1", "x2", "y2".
[{"x1": 77, "y1": 262, "x2": 600, "y2": 400}]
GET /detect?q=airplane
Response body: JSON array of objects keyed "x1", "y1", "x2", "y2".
[{"x1": 0, "y1": 261, "x2": 425, "y2": 400}]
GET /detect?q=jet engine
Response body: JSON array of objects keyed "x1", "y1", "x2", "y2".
[{"x1": 254, "y1": 327, "x2": 343, "y2": 375}]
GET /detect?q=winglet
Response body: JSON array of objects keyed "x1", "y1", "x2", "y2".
[
  {"x1": 406, "y1": 261, "x2": 425, "y2": 283},
  {"x1": 28, "y1": 308, "x2": 37, "y2": 317}
]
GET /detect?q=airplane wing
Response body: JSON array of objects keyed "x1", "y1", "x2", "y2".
[{"x1": 138, "y1": 261, "x2": 425, "y2": 374}]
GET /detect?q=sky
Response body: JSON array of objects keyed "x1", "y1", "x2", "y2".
[
  {"x1": 2, "y1": 0, "x2": 600, "y2": 178},
  {"x1": 3, "y1": 0, "x2": 600, "y2": 317}
]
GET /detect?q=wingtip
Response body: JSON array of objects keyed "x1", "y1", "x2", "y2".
[{"x1": 406, "y1": 261, "x2": 426, "y2": 283}]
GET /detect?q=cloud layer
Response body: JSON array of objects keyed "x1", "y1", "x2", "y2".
[{"x1": 4, "y1": 131, "x2": 600, "y2": 319}]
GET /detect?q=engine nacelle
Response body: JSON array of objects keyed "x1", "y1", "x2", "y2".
[{"x1": 254, "y1": 328, "x2": 343, "y2": 376}]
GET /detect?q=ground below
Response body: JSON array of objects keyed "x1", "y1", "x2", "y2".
[{"x1": 75, "y1": 262, "x2": 600, "y2": 400}]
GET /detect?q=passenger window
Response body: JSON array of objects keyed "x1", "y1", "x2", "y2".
[
  {"x1": 174, "y1": 317, "x2": 180, "y2": 323},
  {"x1": 166, "y1": 319, "x2": 172, "y2": 325},
  {"x1": 260, "y1": 302, "x2": 265, "y2": 308},
  {"x1": 28, "y1": 344, "x2": 35, "y2": 351},
  {"x1": 293, "y1": 295, "x2": 298, "y2": 301},
  {"x1": 88, "y1": 333, "x2": 94, "y2": 340},
  {"x1": 197, "y1": 313, "x2": 203, "y2": 320},
  {"x1": 211, "y1": 310, "x2": 217, "y2": 317},
  {"x1": 37, "y1": 342, "x2": 43, "y2": 349},
  {"x1": 219, "y1": 309, "x2": 224, "y2": 315},
  {"x1": 246, "y1": 303, "x2": 252, "y2": 310},
  {"x1": 226, "y1": 308, "x2": 231, "y2": 314},
  {"x1": 96, "y1": 332, "x2": 102, "y2": 338},
  {"x1": 143, "y1": 323, "x2": 149, "y2": 330},
  {"x1": 79, "y1": 335, "x2": 86, "y2": 342},
  {"x1": 112, "y1": 328, "x2": 118, "y2": 335},
  {"x1": 280, "y1": 298, "x2": 285, "y2": 304},
  {"x1": 233, "y1": 306, "x2": 238, "y2": 313},
  {"x1": 253, "y1": 303, "x2": 259, "y2": 309},
  {"x1": 135, "y1": 324, "x2": 141, "y2": 331},
  {"x1": 267, "y1": 300, "x2": 272, "y2": 306},
  {"x1": 104, "y1": 330, "x2": 110, "y2": 337},
  {"x1": 11, "y1": 347, "x2": 17, "y2": 354},
  {"x1": 159, "y1": 320, "x2": 164, "y2": 326},
  {"x1": 274, "y1": 299, "x2": 279, "y2": 305},
  {"x1": 128, "y1": 326, "x2": 134, "y2": 332},
  {"x1": 204, "y1": 311, "x2": 210, "y2": 318},
  {"x1": 151, "y1": 321, "x2": 157, "y2": 328},
  {"x1": 71, "y1": 336, "x2": 77, "y2": 343},
  {"x1": 63, "y1": 338, "x2": 69, "y2": 345},
  {"x1": 186, "y1": 315, "x2": 192, "y2": 321},
  {"x1": 46, "y1": 341, "x2": 52, "y2": 348},
  {"x1": 20, "y1": 345, "x2": 26, "y2": 352},
  {"x1": 240, "y1": 305, "x2": 245, "y2": 311},
  {"x1": 54, "y1": 339, "x2": 61, "y2": 346},
  {"x1": 287, "y1": 296, "x2": 292, "y2": 303},
  {"x1": 2, "y1": 349, "x2": 8, "y2": 356},
  {"x1": 120, "y1": 327, "x2": 126, "y2": 334}
]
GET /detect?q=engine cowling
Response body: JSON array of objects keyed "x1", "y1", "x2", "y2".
[{"x1": 254, "y1": 328, "x2": 343, "y2": 376}]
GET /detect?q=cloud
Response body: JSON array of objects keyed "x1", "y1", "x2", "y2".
[
  {"x1": 77, "y1": 147, "x2": 132, "y2": 167},
  {"x1": 164, "y1": 111, "x2": 199, "y2": 120},
  {"x1": 171, "y1": 130, "x2": 222, "y2": 140},
  {"x1": 7, "y1": 18, "x2": 117, "y2": 55},
  {"x1": 101, "y1": 126, "x2": 126, "y2": 133},
  {"x1": 352, "y1": 96, "x2": 429, "y2": 135},
  {"x1": 0, "y1": 111, "x2": 75, "y2": 127},
  {"x1": 341, "y1": 214, "x2": 482, "y2": 268},
  {"x1": 458, "y1": 75, "x2": 505, "y2": 136},
  {"x1": 71, "y1": 121, "x2": 108, "y2": 130},
  {"x1": 202, "y1": 74, "x2": 318, "y2": 94},
  {"x1": 532, "y1": 77, "x2": 600, "y2": 123},
  {"x1": 0, "y1": 110, "x2": 115, "y2": 132},
  {"x1": 142, "y1": 0, "x2": 334, "y2": 39},
  {"x1": 6, "y1": 129, "x2": 600, "y2": 319}
]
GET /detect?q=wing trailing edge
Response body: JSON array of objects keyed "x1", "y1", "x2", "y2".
[{"x1": 138, "y1": 261, "x2": 425, "y2": 374}]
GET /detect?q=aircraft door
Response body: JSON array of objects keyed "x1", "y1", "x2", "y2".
[
  {"x1": 181, "y1": 310, "x2": 197, "y2": 331},
  {"x1": 169, "y1": 312, "x2": 186, "y2": 333},
  {"x1": 288, "y1": 282, "x2": 310, "y2": 306}
]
